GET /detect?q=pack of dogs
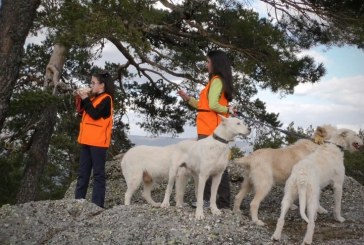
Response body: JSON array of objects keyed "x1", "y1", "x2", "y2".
[{"x1": 118, "y1": 116, "x2": 363, "y2": 244}]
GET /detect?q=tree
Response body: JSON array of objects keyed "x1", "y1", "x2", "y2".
[
  {"x1": 3, "y1": 0, "x2": 363, "y2": 203},
  {"x1": 0, "y1": 0, "x2": 41, "y2": 131},
  {"x1": 260, "y1": 0, "x2": 364, "y2": 49}
]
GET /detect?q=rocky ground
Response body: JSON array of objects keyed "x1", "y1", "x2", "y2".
[{"x1": 1, "y1": 158, "x2": 364, "y2": 244}]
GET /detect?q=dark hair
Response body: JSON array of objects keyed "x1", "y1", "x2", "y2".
[
  {"x1": 207, "y1": 50, "x2": 233, "y2": 101},
  {"x1": 92, "y1": 70, "x2": 115, "y2": 100}
]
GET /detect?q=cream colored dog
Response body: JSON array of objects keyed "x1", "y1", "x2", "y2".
[
  {"x1": 120, "y1": 139, "x2": 195, "y2": 207},
  {"x1": 182, "y1": 116, "x2": 250, "y2": 220},
  {"x1": 272, "y1": 127, "x2": 363, "y2": 245},
  {"x1": 233, "y1": 125, "x2": 334, "y2": 225}
]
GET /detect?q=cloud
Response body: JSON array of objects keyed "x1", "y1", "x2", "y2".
[
  {"x1": 261, "y1": 75, "x2": 364, "y2": 132},
  {"x1": 295, "y1": 75, "x2": 364, "y2": 108},
  {"x1": 297, "y1": 49, "x2": 329, "y2": 65}
]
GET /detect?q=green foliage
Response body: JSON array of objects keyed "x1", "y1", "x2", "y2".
[
  {"x1": 264, "y1": 0, "x2": 364, "y2": 49},
  {"x1": 284, "y1": 122, "x2": 315, "y2": 144},
  {"x1": 126, "y1": 79, "x2": 189, "y2": 136},
  {"x1": 0, "y1": 152, "x2": 24, "y2": 205},
  {"x1": 253, "y1": 130, "x2": 285, "y2": 151},
  {"x1": 230, "y1": 146, "x2": 244, "y2": 160},
  {"x1": 252, "y1": 122, "x2": 314, "y2": 150}
]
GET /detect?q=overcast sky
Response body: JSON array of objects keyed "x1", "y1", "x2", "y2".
[{"x1": 257, "y1": 46, "x2": 364, "y2": 133}]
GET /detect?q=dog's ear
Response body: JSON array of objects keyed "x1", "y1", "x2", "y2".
[
  {"x1": 340, "y1": 130, "x2": 348, "y2": 138},
  {"x1": 316, "y1": 126, "x2": 328, "y2": 137},
  {"x1": 314, "y1": 126, "x2": 327, "y2": 144}
]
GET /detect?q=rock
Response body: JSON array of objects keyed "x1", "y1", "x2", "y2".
[{"x1": 2, "y1": 159, "x2": 364, "y2": 244}]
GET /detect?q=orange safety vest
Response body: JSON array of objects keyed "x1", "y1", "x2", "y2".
[
  {"x1": 196, "y1": 75, "x2": 229, "y2": 136},
  {"x1": 77, "y1": 93, "x2": 113, "y2": 147}
]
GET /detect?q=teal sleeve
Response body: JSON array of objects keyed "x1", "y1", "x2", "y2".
[{"x1": 208, "y1": 78, "x2": 228, "y2": 113}]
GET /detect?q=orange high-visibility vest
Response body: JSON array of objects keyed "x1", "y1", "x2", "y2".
[
  {"x1": 77, "y1": 93, "x2": 113, "y2": 147},
  {"x1": 196, "y1": 75, "x2": 229, "y2": 136}
]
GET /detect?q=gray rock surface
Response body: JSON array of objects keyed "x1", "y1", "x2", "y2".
[{"x1": 1, "y1": 158, "x2": 364, "y2": 244}]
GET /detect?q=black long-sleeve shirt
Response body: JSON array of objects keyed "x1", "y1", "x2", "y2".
[{"x1": 81, "y1": 92, "x2": 111, "y2": 120}]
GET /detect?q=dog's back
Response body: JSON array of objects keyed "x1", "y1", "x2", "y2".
[
  {"x1": 235, "y1": 139, "x2": 318, "y2": 183},
  {"x1": 121, "y1": 144, "x2": 176, "y2": 180}
]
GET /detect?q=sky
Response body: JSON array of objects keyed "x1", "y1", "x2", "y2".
[{"x1": 256, "y1": 46, "x2": 364, "y2": 133}]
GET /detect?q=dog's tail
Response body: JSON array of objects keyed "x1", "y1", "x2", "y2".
[{"x1": 298, "y1": 168, "x2": 309, "y2": 223}]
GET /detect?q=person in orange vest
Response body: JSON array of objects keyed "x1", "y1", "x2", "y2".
[
  {"x1": 75, "y1": 71, "x2": 114, "y2": 208},
  {"x1": 178, "y1": 50, "x2": 235, "y2": 209}
]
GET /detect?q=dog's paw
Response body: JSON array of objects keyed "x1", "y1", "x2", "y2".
[
  {"x1": 195, "y1": 211, "x2": 205, "y2": 220},
  {"x1": 152, "y1": 202, "x2": 162, "y2": 207},
  {"x1": 232, "y1": 207, "x2": 242, "y2": 214},
  {"x1": 271, "y1": 232, "x2": 281, "y2": 241},
  {"x1": 211, "y1": 207, "x2": 222, "y2": 216},
  {"x1": 160, "y1": 201, "x2": 170, "y2": 208},
  {"x1": 302, "y1": 239, "x2": 312, "y2": 245},
  {"x1": 254, "y1": 219, "x2": 265, "y2": 226},
  {"x1": 335, "y1": 216, "x2": 345, "y2": 223}
]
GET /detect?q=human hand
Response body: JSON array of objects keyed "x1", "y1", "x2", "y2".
[
  {"x1": 177, "y1": 90, "x2": 190, "y2": 102},
  {"x1": 77, "y1": 87, "x2": 91, "y2": 99}
]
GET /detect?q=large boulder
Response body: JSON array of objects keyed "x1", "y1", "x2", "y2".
[{"x1": 2, "y1": 157, "x2": 364, "y2": 244}]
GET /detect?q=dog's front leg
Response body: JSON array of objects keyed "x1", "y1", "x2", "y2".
[
  {"x1": 175, "y1": 167, "x2": 188, "y2": 207},
  {"x1": 210, "y1": 173, "x2": 223, "y2": 216},
  {"x1": 195, "y1": 174, "x2": 208, "y2": 220},
  {"x1": 161, "y1": 166, "x2": 180, "y2": 208},
  {"x1": 333, "y1": 182, "x2": 345, "y2": 223}
]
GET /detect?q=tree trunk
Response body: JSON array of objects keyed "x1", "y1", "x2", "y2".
[
  {"x1": 16, "y1": 104, "x2": 57, "y2": 203},
  {"x1": 0, "y1": 0, "x2": 40, "y2": 131},
  {"x1": 16, "y1": 44, "x2": 67, "y2": 203}
]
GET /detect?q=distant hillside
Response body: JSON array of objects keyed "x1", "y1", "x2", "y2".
[{"x1": 128, "y1": 135, "x2": 252, "y2": 153}]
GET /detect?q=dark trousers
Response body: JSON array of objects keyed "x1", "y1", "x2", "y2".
[
  {"x1": 198, "y1": 134, "x2": 231, "y2": 209},
  {"x1": 75, "y1": 145, "x2": 107, "y2": 208}
]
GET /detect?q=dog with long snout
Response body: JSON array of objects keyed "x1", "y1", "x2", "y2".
[
  {"x1": 272, "y1": 127, "x2": 363, "y2": 245},
  {"x1": 180, "y1": 116, "x2": 250, "y2": 220},
  {"x1": 232, "y1": 125, "x2": 334, "y2": 226}
]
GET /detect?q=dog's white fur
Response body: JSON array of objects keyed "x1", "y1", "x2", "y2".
[
  {"x1": 272, "y1": 127, "x2": 363, "y2": 245},
  {"x1": 120, "y1": 139, "x2": 195, "y2": 206},
  {"x1": 182, "y1": 116, "x2": 250, "y2": 220},
  {"x1": 233, "y1": 125, "x2": 333, "y2": 225}
]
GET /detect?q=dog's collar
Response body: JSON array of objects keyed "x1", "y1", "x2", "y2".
[
  {"x1": 213, "y1": 133, "x2": 229, "y2": 144},
  {"x1": 325, "y1": 141, "x2": 344, "y2": 151}
]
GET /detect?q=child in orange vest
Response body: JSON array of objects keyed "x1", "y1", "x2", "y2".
[
  {"x1": 178, "y1": 50, "x2": 235, "y2": 209},
  {"x1": 75, "y1": 71, "x2": 114, "y2": 208}
]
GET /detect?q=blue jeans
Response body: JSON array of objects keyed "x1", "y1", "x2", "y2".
[{"x1": 75, "y1": 145, "x2": 107, "y2": 208}]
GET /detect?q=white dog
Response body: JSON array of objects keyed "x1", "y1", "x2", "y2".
[
  {"x1": 182, "y1": 116, "x2": 250, "y2": 220},
  {"x1": 120, "y1": 139, "x2": 195, "y2": 207},
  {"x1": 272, "y1": 127, "x2": 363, "y2": 244},
  {"x1": 232, "y1": 125, "x2": 333, "y2": 225}
]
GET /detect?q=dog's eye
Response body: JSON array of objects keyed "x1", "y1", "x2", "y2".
[{"x1": 237, "y1": 122, "x2": 241, "y2": 125}]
